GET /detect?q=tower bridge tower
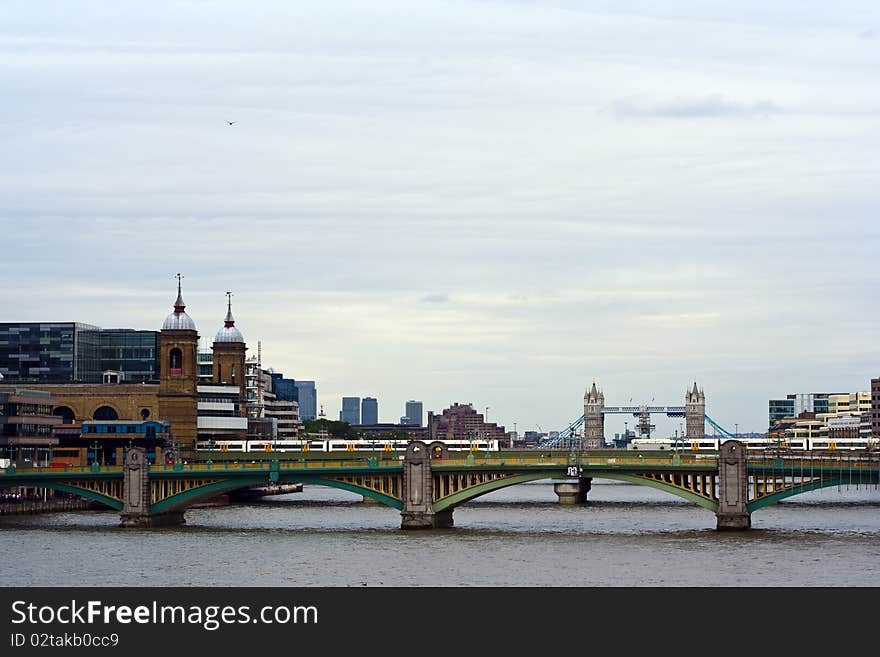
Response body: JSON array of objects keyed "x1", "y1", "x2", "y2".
[
  {"x1": 584, "y1": 381, "x2": 605, "y2": 449},
  {"x1": 685, "y1": 382, "x2": 706, "y2": 441}
]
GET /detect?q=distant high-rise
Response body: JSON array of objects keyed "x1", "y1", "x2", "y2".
[
  {"x1": 361, "y1": 397, "x2": 378, "y2": 425},
  {"x1": 402, "y1": 400, "x2": 423, "y2": 427},
  {"x1": 340, "y1": 397, "x2": 360, "y2": 424},
  {"x1": 294, "y1": 381, "x2": 317, "y2": 420}
]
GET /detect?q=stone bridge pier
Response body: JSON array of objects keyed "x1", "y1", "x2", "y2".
[
  {"x1": 716, "y1": 440, "x2": 750, "y2": 530},
  {"x1": 119, "y1": 447, "x2": 185, "y2": 528},
  {"x1": 401, "y1": 441, "x2": 453, "y2": 529},
  {"x1": 554, "y1": 478, "x2": 592, "y2": 504}
]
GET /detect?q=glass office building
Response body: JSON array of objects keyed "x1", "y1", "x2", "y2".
[
  {"x1": 361, "y1": 397, "x2": 378, "y2": 425},
  {"x1": 0, "y1": 323, "x2": 158, "y2": 384},
  {"x1": 0, "y1": 323, "x2": 99, "y2": 383},
  {"x1": 294, "y1": 381, "x2": 317, "y2": 420},
  {"x1": 98, "y1": 329, "x2": 159, "y2": 383},
  {"x1": 340, "y1": 397, "x2": 360, "y2": 424}
]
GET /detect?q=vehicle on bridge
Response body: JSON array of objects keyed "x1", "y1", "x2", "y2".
[
  {"x1": 627, "y1": 437, "x2": 878, "y2": 451},
  {"x1": 195, "y1": 438, "x2": 502, "y2": 454}
]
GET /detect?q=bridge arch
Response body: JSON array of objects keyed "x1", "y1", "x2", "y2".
[
  {"x1": 93, "y1": 405, "x2": 119, "y2": 421},
  {"x1": 747, "y1": 477, "x2": 847, "y2": 512},
  {"x1": 147, "y1": 474, "x2": 405, "y2": 514},
  {"x1": 53, "y1": 406, "x2": 76, "y2": 424},
  {"x1": 431, "y1": 471, "x2": 720, "y2": 513},
  {"x1": 14, "y1": 481, "x2": 124, "y2": 511}
]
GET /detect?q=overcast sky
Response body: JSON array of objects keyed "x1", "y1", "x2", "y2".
[{"x1": 3, "y1": 1, "x2": 879, "y2": 435}]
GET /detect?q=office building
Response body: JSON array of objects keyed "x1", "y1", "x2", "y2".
[
  {"x1": 401, "y1": 400, "x2": 423, "y2": 427},
  {"x1": 294, "y1": 381, "x2": 317, "y2": 420},
  {"x1": 361, "y1": 397, "x2": 378, "y2": 425},
  {"x1": 0, "y1": 388, "x2": 60, "y2": 463},
  {"x1": 269, "y1": 372, "x2": 298, "y2": 402},
  {"x1": 768, "y1": 393, "x2": 843, "y2": 427},
  {"x1": 340, "y1": 397, "x2": 360, "y2": 424},
  {"x1": 0, "y1": 322, "x2": 161, "y2": 384}
]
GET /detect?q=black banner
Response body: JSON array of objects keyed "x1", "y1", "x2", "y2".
[{"x1": 0, "y1": 586, "x2": 875, "y2": 653}]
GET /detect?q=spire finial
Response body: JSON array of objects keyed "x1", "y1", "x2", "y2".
[
  {"x1": 224, "y1": 291, "x2": 235, "y2": 327},
  {"x1": 174, "y1": 273, "x2": 186, "y2": 312}
]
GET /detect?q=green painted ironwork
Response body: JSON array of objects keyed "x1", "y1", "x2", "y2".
[{"x1": 433, "y1": 472, "x2": 553, "y2": 511}]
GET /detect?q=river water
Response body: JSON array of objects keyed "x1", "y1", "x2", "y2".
[{"x1": 2, "y1": 480, "x2": 879, "y2": 587}]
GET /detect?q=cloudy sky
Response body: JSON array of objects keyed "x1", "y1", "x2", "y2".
[{"x1": 3, "y1": 1, "x2": 879, "y2": 436}]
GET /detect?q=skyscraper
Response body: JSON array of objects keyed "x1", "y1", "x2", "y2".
[
  {"x1": 294, "y1": 381, "x2": 317, "y2": 420},
  {"x1": 403, "y1": 400, "x2": 423, "y2": 427},
  {"x1": 340, "y1": 397, "x2": 360, "y2": 424},
  {"x1": 361, "y1": 397, "x2": 378, "y2": 425}
]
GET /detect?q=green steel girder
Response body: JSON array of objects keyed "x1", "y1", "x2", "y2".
[
  {"x1": 149, "y1": 476, "x2": 267, "y2": 514},
  {"x1": 284, "y1": 475, "x2": 403, "y2": 509},
  {"x1": 433, "y1": 472, "x2": 558, "y2": 512},
  {"x1": 747, "y1": 478, "x2": 848, "y2": 512},
  {"x1": 13, "y1": 482, "x2": 124, "y2": 511},
  {"x1": 580, "y1": 471, "x2": 719, "y2": 512}
]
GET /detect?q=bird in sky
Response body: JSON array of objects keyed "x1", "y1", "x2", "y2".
[{"x1": 227, "y1": 121, "x2": 236, "y2": 125}]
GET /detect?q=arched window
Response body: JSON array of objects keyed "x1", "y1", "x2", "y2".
[
  {"x1": 217, "y1": 363, "x2": 222, "y2": 382},
  {"x1": 169, "y1": 348, "x2": 183, "y2": 375},
  {"x1": 93, "y1": 406, "x2": 118, "y2": 421},
  {"x1": 53, "y1": 406, "x2": 76, "y2": 424},
  {"x1": 231, "y1": 365, "x2": 235, "y2": 384}
]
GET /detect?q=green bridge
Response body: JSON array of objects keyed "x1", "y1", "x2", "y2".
[{"x1": 1, "y1": 441, "x2": 878, "y2": 530}]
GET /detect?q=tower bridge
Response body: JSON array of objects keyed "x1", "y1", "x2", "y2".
[{"x1": 537, "y1": 381, "x2": 733, "y2": 449}]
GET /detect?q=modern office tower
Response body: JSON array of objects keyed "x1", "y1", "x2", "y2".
[
  {"x1": 403, "y1": 400, "x2": 423, "y2": 427},
  {"x1": 871, "y1": 377, "x2": 880, "y2": 438},
  {"x1": 294, "y1": 381, "x2": 317, "y2": 420},
  {"x1": 361, "y1": 397, "x2": 378, "y2": 425},
  {"x1": 0, "y1": 322, "x2": 98, "y2": 383},
  {"x1": 269, "y1": 372, "x2": 298, "y2": 402},
  {"x1": 340, "y1": 397, "x2": 360, "y2": 424},
  {"x1": 98, "y1": 329, "x2": 160, "y2": 383},
  {"x1": 0, "y1": 322, "x2": 162, "y2": 384}
]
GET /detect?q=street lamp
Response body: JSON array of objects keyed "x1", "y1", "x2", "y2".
[{"x1": 735, "y1": 423, "x2": 739, "y2": 438}]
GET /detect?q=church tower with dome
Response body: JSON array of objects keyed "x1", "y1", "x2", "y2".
[
  {"x1": 212, "y1": 292, "x2": 247, "y2": 417},
  {"x1": 157, "y1": 274, "x2": 200, "y2": 447}
]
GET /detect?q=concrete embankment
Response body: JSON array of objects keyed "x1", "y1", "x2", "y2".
[{"x1": 0, "y1": 498, "x2": 102, "y2": 516}]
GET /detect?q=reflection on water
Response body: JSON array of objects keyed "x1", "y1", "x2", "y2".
[{"x1": 2, "y1": 480, "x2": 879, "y2": 586}]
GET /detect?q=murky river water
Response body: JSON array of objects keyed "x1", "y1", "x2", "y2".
[{"x1": 2, "y1": 480, "x2": 879, "y2": 586}]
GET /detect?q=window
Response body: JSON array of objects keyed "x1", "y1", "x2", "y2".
[{"x1": 169, "y1": 348, "x2": 183, "y2": 373}]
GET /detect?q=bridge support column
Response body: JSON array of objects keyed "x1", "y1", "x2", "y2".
[
  {"x1": 401, "y1": 441, "x2": 452, "y2": 529},
  {"x1": 554, "y1": 477, "x2": 592, "y2": 504},
  {"x1": 119, "y1": 447, "x2": 185, "y2": 528},
  {"x1": 716, "y1": 440, "x2": 750, "y2": 530}
]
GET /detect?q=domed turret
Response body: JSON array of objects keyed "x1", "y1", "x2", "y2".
[
  {"x1": 214, "y1": 292, "x2": 244, "y2": 343},
  {"x1": 162, "y1": 274, "x2": 197, "y2": 331}
]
